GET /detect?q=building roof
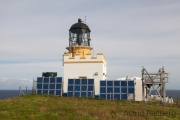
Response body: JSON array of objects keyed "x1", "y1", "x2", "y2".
[
  {"x1": 69, "y1": 18, "x2": 91, "y2": 32},
  {"x1": 117, "y1": 76, "x2": 141, "y2": 80}
]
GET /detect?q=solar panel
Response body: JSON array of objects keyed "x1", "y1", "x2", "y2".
[
  {"x1": 100, "y1": 81, "x2": 106, "y2": 86},
  {"x1": 121, "y1": 94, "x2": 127, "y2": 100},
  {"x1": 49, "y1": 90, "x2": 54, "y2": 95},
  {"x1": 56, "y1": 84, "x2": 61, "y2": 89},
  {"x1": 44, "y1": 77, "x2": 49, "y2": 83},
  {"x1": 37, "y1": 90, "x2": 41, "y2": 94},
  {"x1": 43, "y1": 84, "x2": 48, "y2": 89},
  {"x1": 68, "y1": 79, "x2": 74, "y2": 84},
  {"x1": 67, "y1": 78, "x2": 94, "y2": 98},
  {"x1": 75, "y1": 79, "x2": 80, "y2": 84},
  {"x1": 43, "y1": 90, "x2": 48, "y2": 94},
  {"x1": 121, "y1": 81, "x2": 127, "y2": 86},
  {"x1": 88, "y1": 79, "x2": 94, "y2": 84},
  {"x1": 37, "y1": 77, "x2": 42, "y2": 83},
  {"x1": 88, "y1": 92, "x2": 94, "y2": 97},
  {"x1": 56, "y1": 90, "x2": 61, "y2": 95},
  {"x1": 56, "y1": 77, "x2": 62, "y2": 83},
  {"x1": 81, "y1": 86, "x2": 87, "y2": 91},
  {"x1": 128, "y1": 81, "x2": 134, "y2": 86},
  {"x1": 107, "y1": 81, "x2": 113, "y2": 86},
  {"x1": 114, "y1": 81, "x2": 120, "y2": 86},
  {"x1": 75, "y1": 86, "x2": 80, "y2": 91},
  {"x1": 99, "y1": 80, "x2": 134, "y2": 100},
  {"x1": 100, "y1": 94, "x2": 106, "y2": 99},
  {"x1": 81, "y1": 92, "x2": 87, "y2": 97},
  {"x1": 107, "y1": 94, "x2": 113, "y2": 100},
  {"x1": 50, "y1": 77, "x2": 55, "y2": 83},
  {"x1": 50, "y1": 84, "x2": 55, "y2": 89},
  {"x1": 128, "y1": 87, "x2": 134, "y2": 93},
  {"x1": 82, "y1": 79, "x2": 87, "y2": 84},
  {"x1": 114, "y1": 94, "x2": 120, "y2": 100},
  {"x1": 74, "y1": 92, "x2": 80, "y2": 97},
  {"x1": 36, "y1": 77, "x2": 62, "y2": 96},
  {"x1": 88, "y1": 86, "x2": 93, "y2": 91},
  {"x1": 100, "y1": 87, "x2": 106, "y2": 93},
  {"x1": 37, "y1": 84, "x2": 42, "y2": 89},
  {"x1": 107, "y1": 87, "x2": 113, "y2": 93},
  {"x1": 68, "y1": 92, "x2": 73, "y2": 97},
  {"x1": 114, "y1": 87, "x2": 120, "y2": 93},
  {"x1": 68, "y1": 86, "x2": 73, "y2": 91},
  {"x1": 121, "y1": 87, "x2": 127, "y2": 93}
]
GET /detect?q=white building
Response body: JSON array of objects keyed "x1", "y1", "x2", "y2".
[{"x1": 63, "y1": 19, "x2": 107, "y2": 95}]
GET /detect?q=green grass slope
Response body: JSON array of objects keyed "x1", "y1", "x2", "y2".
[{"x1": 0, "y1": 94, "x2": 179, "y2": 120}]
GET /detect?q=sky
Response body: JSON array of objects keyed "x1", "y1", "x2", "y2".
[{"x1": 0, "y1": 0, "x2": 180, "y2": 90}]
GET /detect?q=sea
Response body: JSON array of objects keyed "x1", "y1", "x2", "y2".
[{"x1": 0, "y1": 90, "x2": 180, "y2": 100}]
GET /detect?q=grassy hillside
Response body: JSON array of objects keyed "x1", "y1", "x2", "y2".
[{"x1": 0, "y1": 94, "x2": 179, "y2": 120}]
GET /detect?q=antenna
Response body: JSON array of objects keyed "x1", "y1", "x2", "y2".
[{"x1": 84, "y1": 16, "x2": 86, "y2": 24}]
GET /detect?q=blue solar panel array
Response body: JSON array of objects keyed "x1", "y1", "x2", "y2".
[
  {"x1": 37, "y1": 77, "x2": 62, "y2": 96},
  {"x1": 100, "y1": 80, "x2": 134, "y2": 100},
  {"x1": 67, "y1": 78, "x2": 95, "y2": 98}
]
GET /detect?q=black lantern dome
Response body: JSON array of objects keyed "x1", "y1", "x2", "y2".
[{"x1": 69, "y1": 18, "x2": 91, "y2": 46}]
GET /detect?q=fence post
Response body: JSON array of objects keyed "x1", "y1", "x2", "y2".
[
  {"x1": 26, "y1": 86, "x2": 27, "y2": 94},
  {"x1": 19, "y1": 87, "x2": 21, "y2": 96}
]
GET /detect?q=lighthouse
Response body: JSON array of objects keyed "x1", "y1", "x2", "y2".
[{"x1": 63, "y1": 18, "x2": 107, "y2": 95}]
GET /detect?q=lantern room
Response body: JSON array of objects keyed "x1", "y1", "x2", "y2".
[{"x1": 69, "y1": 18, "x2": 91, "y2": 47}]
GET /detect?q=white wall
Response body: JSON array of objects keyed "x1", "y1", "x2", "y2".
[
  {"x1": 135, "y1": 78, "x2": 142, "y2": 101},
  {"x1": 63, "y1": 53, "x2": 107, "y2": 95}
]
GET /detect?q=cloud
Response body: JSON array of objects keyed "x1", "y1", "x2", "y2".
[
  {"x1": 0, "y1": 1, "x2": 180, "y2": 89},
  {"x1": 0, "y1": 77, "x2": 32, "y2": 90}
]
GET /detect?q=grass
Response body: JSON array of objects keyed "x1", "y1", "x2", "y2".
[{"x1": 0, "y1": 94, "x2": 180, "y2": 120}]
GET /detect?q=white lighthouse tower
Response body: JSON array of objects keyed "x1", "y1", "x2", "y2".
[{"x1": 63, "y1": 19, "x2": 107, "y2": 95}]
